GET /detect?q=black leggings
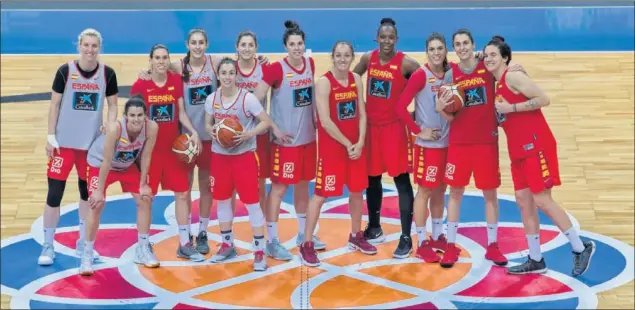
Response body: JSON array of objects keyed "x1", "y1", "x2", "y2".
[{"x1": 366, "y1": 173, "x2": 414, "y2": 236}]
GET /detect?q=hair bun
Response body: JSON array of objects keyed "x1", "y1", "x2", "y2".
[
  {"x1": 380, "y1": 17, "x2": 396, "y2": 26},
  {"x1": 493, "y1": 35, "x2": 505, "y2": 42},
  {"x1": 284, "y1": 20, "x2": 299, "y2": 30}
]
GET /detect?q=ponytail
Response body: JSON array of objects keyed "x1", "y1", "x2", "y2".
[{"x1": 182, "y1": 51, "x2": 191, "y2": 83}]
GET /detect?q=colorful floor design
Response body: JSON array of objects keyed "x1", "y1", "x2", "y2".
[{"x1": 1, "y1": 182, "x2": 633, "y2": 309}]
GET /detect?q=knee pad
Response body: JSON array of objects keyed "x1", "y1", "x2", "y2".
[
  {"x1": 246, "y1": 203, "x2": 265, "y2": 227},
  {"x1": 78, "y1": 178, "x2": 89, "y2": 201},
  {"x1": 217, "y1": 199, "x2": 234, "y2": 223},
  {"x1": 46, "y1": 178, "x2": 67, "y2": 207}
]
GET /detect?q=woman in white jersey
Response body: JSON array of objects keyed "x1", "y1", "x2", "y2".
[
  {"x1": 253, "y1": 20, "x2": 326, "y2": 262},
  {"x1": 204, "y1": 58, "x2": 273, "y2": 271},
  {"x1": 79, "y1": 96, "x2": 159, "y2": 276},
  {"x1": 395, "y1": 33, "x2": 453, "y2": 262}
]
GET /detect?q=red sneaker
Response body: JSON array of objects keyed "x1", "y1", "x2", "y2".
[
  {"x1": 440, "y1": 243, "x2": 461, "y2": 268},
  {"x1": 300, "y1": 241, "x2": 320, "y2": 267},
  {"x1": 415, "y1": 241, "x2": 440, "y2": 263},
  {"x1": 485, "y1": 242, "x2": 508, "y2": 266},
  {"x1": 348, "y1": 232, "x2": 377, "y2": 255},
  {"x1": 429, "y1": 234, "x2": 448, "y2": 253}
]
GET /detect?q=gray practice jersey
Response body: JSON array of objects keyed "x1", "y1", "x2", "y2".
[
  {"x1": 182, "y1": 55, "x2": 217, "y2": 141},
  {"x1": 269, "y1": 57, "x2": 316, "y2": 146},
  {"x1": 414, "y1": 65, "x2": 450, "y2": 148},
  {"x1": 56, "y1": 61, "x2": 107, "y2": 150},
  {"x1": 204, "y1": 88, "x2": 264, "y2": 155},
  {"x1": 236, "y1": 61, "x2": 268, "y2": 134},
  {"x1": 87, "y1": 118, "x2": 147, "y2": 171}
]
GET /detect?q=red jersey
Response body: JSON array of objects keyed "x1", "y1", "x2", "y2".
[
  {"x1": 318, "y1": 71, "x2": 360, "y2": 154},
  {"x1": 495, "y1": 69, "x2": 556, "y2": 159},
  {"x1": 365, "y1": 49, "x2": 407, "y2": 125},
  {"x1": 130, "y1": 72, "x2": 184, "y2": 151},
  {"x1": 448, "y1": 60, "x2": 498, "y2": 145}
]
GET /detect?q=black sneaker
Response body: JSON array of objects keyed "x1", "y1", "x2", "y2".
[
  {"x1": 572, "y1": 241, "x2": 595, "y2": 277},
  {"x1": 363, "y1": 224, "x2": 385, "y2": 245},
  {"x1": 196, "y1": 231, "x2": 210, "y2": 254},
  {"x1": 392, "y1": 235, "x2": 413, "y2": 259},
  {"x1": 507, "y1": 257, "x2": 547, "y2": 275}
]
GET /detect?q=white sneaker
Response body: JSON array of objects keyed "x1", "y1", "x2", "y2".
[
  {"x1": 76, "y1": 239, "x2": 100, "y2": 260},
  {"x1": 134, "y1": 243, "x2": 160, "y2": 268},
  {"x1": 38, "y1": 243, "x2": 56, "y2": 266},
  {"x1": 79, "y1": 252, "x2": 94, "y2": 276}
]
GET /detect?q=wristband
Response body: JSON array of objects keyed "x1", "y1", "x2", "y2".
[
  {"x1": 47, "y1": 134, "x2": 59, "y2": 148},
  {"x1": 512, "y1": 104, "x2": 517, "y2": 113}
]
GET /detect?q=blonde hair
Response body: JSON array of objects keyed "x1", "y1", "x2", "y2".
[{"x1": 78, "y1": 28, "x2": 102, "y2": 46}]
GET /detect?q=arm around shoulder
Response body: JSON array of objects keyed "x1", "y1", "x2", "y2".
[{"x1": 507, "y1": 71, "x2": 550, "y2": 111}]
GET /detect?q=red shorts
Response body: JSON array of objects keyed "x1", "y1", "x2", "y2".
[
  {"x1": 148, "y1": 150, "x2": 190, "y2": 194},
  {"x1": 270, "y1": 142, "x2": 316, "y2": 185},
  {"x1": 47, "y1": 147, "x2": 88, "y2": 181},
  {"x1": 256, "y1": 134, "x2": 271, "y2": 178},
  {"x1": 191, "y1": 141, "x2": 212, "y2": 171},
  {"x1": 87, "y1": 165, "x2": 141, "y2": 196},
  {"x1": 413, "y1": 146, "x2": 448, "y2": 189},
  {"x1": 210, "y1": 151, "x2": 259, "y2": 204},
  {"x1": 314, "y1": 147, "x2": 368, "y2": 198},
  {"x1": 444, "y1": 143, "x2": 501, "y2": 190},
  {"x1": 366, "y1": 122, "x2": 413, "y2": 177},
  {"x1": 511, "y1": 147, "x2": 561, "y2": 194}
]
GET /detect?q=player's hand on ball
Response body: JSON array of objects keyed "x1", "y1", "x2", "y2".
[
  {"x1": 272, "y1": 127, "x2": 294, "y2": 144},
  {"x1": 418, "y1": 127, "x2": 441, "y2": 141},
  {"x1": 88, "y1": 191, "x2": 105, "y2": 210},
  {"x1": 139, "y1": 184, "x2": 154, "y2": 202},
  {"x1": 233, "y1": 130, "x2": 252, "y2": 144},
  {"x1": 495, "y1": 97, "x2": 514, "y2": 114},
  {"x1": 188, "y1": 132, "x2": 202, "y2": 155},
  {"x1": 436, "y1": 89, "x2": 453, "y2": 111}
]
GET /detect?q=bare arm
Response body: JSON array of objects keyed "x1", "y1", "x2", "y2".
[
  {"x1": 204, "y1": 110, "x2": 216, "y2": 139},
  {"x1": 177, "y1": 97, "x2": 198, "y2": 135},
  {"x1": 169, "y1": 61, "x2": 182, "y2": 74},
  {"x1": 48, "y1": 92, "x2": 63, "y2": 135},
  {"x1": 352, "y1": 52, "x2": 370, "y2": 76},
  {"x1": 315, "y1": 76, "x2": 353, "y2": 148},
  {"x1": 507, "y1": 71, "x2": 550, "y2": 112},
  {"x1": 139, "y1": 121, "x2": 158, "y2": 187},
  {"x1": 96, "y1": 122, "x2": 120, "y2": 194},
  {"x1": 353, "y1": 73, "x2": 367, "y2": 145},
  {"x1": 402, "y1": 55, "x2": 420, "y2": 78},
  {"x1": 251, "y1": 111, "x2": 273, "y2": 136},
  {"x1": 105, "y1": 94, "x2": 118, "y2": 125},
  {"x1": 253, "y1": 81, "x2": 271, "y2": 104}
]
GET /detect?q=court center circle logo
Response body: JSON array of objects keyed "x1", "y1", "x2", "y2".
[{"x1": 1, "y1": 182, "x2": 633, "y2": 309}]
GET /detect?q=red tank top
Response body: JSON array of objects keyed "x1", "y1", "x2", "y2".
[
  {"x1": 318, "y1": 71, "x2": 360, "y2": 154},
  {"x1": 495, "y1": 69, "x2": 556, "y2": 159},
  {"x1": 365, "y1": 49, "x2": 407, "y2": 125},
  {"x1": 449, "y1": 61, "x2": 498, "y2": 145}
]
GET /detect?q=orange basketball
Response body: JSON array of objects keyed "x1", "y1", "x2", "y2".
[
  {"x1": 172, "y1": 133, "x2": 199, "y2": 164},
  {"x1": 215, "y1": 118, "x2": 243, "y2": 149},
  {"x1": 439, "y1": 84, "x2": 465, "y2": 114}
]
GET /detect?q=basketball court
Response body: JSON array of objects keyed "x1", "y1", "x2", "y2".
[{"x1": 1, "y1": 2, "x2": 634, "y2": 309}]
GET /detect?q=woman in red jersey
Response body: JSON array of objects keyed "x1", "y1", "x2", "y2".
[
  {"x1": 352, "y1": 17, "x2": 421, "y2": 259},
  {"x1": 484, "y1": 36, "x2": 595, "y2": 277},
  {"x1": 300, "y1": 41, "x2": 376, "y2": 267},
  {"x1": 130, "y1": 44, "x2": 204, "y2": 262}
]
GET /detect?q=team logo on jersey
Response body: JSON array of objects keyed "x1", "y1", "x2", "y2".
[
  {"x1": 150, "y1": 104, "x2": 174, "y2": 123},
  {"x1": 188, "y1": 85, "x2": 212, "y2": 106},
  {"x1": 293, "y1": 87, "x2": 313, "y2": 107},
  {"x1": 337, "y1": 100, "x2": 357, "y2": 121},
  {"x1": 72, "y1": 92, "x2": 99, "y2": 111},
  {"x1": 114, "y1": 149, "x2": 140, "y2": 164},
  {"x1": 368, "y1": 77, "x2": 392, "y2": 99},
  {"x1": 463, "y1": 86, "x2": 486, "y2": 107}
]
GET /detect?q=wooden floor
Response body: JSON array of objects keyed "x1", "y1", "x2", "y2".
[{"x1": 1, "y1": 53, "x2": 634, "y2": 308}]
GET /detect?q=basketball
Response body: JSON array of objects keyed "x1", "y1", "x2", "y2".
[
  {"x1": 172, "y1": 133, "x2": 199, "y2": 164},
  {"x1": 215, "y1": 118, "x2": 243, "y2": 149},
  {"x1": 439, "y1": 84, "x2": 465, "y2": 114}
]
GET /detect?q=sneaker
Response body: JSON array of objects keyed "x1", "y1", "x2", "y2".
[
  {"x1": 195, "y1": 231, "x2": 210, "y2": 255},
  {"x1": 363, "y1": 224, "x2": 386, "y2": 245},
  {"x1": 134, "y1": 243, "x2": 160, "y2": 268},
  {"x1": 393, "y1": 235, "x2": 413, "y2": 259},
  {"x1": 296, "y1": 233, "x2": 326, "y2": 250},
  {"x1": 299, "y1": 241, "x2": 320, "y2": 267},
  {"x1": 38, "y1": 243, "x2": 56, "y2": 266},
  {"x1": 253, "y1": 250, "x2": 267, "y2": 271},
  {"x1": 485, "y1": 242, "x2": 508, "y2": 266},
  {"x1": 211, "y1": 243, "x2": 237, "y2": 262},
  {"x1": 78, "y1": 252, "x2": 94, "y2": 276},
  {"x1": 507, "y1": 257, "x2": 547, "y2": 275},
  {"x1": 176, "y1": 243, "x2": 205, "y2": 262},
  {"x1": 572, "y1": 241, "x2": 596, "y2": 277},
  {"x1": 429, "y1": 234, "x2": 448, "y2": 253},
  {"x1": 416, "y1": 240, "x2": 441, "y2": 263},
  {"x1": 265, "y1": 238, "x2": 293, "y2": 261},
  {"x1": 440, "y1": 243, "x2": 461, "y2": 268},
  {"x1": 76, "y1": 239, "x2": 100, "y2": 260},
  {"x1": 348, "y1": 231, "x2": 377, "y2": 255}
]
